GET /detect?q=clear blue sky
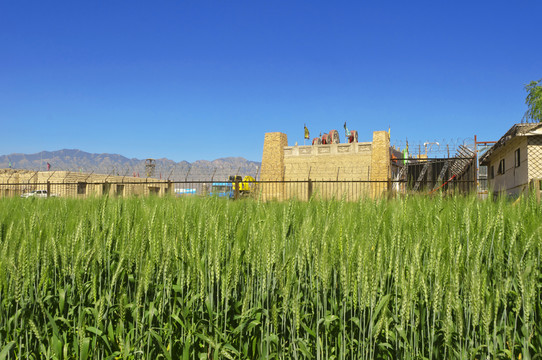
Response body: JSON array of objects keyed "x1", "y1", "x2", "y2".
[{"x1": 1, "y1": 0, "x2": 540, "y2": 162}]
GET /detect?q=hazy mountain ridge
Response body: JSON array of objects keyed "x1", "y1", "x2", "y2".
[{"x1": 0, "y1": 149, "x2": 261, "y2": 181}]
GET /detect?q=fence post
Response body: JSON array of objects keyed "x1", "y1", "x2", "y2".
[
  {"x1": 308, "y1": 178, "x2": 313, "y2": 201},
  {"x1": 234, "y1": 179, "x2": 240, "y2": 200},
  {"x1": 168, "y1": 180, "x2": 173, "y2": 196},
  {"x1": 47, "y1": 181, "x2": 51, "y2": 198}
]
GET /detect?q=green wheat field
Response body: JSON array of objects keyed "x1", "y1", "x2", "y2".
[{"x1": 0, "y1": 195, "x2": 541, "y2": 359}]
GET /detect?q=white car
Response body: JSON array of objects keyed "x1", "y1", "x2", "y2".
[{"x1": 20, "y1": 190, "x2": 58, "y2": 198}]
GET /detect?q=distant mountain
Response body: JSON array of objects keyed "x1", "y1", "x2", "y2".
[{"x1": 0, "y1": 149, "x2": 261, "y2": 181}]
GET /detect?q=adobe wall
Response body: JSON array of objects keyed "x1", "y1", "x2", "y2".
[
  {"x1": 370, "y1": 131, "x2": 391, "y2": 197},
  {"x1": 0, "y1": 169, "x2": 171, "y2": 197},
  {"x1": 283, "y1": 142, "x2": 372, "y2": 180},
  {"x1": 260, "y1": 132, "x2": 288, "y2": 181},
  {"x1": 259, "y1": 130, "x2": 392, "y2": 200},
  {"x1": 259, "y1": 132, "x2": 288, "y2": 200}
]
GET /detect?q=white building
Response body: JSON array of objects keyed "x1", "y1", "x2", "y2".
[{"x1": 479, "y1": 123, "x2": 542, "y2": 197}]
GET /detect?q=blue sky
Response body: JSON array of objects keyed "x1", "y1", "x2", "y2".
[{"x1": 1, "y1": 1, "x2": 540, "y2": 162}]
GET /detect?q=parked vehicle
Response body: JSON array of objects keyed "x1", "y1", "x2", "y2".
[{"x1": 20, "y1": 190, "x2": 59, "y2": 198}]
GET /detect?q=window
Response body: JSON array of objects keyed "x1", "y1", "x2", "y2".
[
  {"x1": 497, "y1": 159, "x2": 505, "y2": 175},
  {"x1": 77, "y1": 182, "x2": 87, "y2": 195},
  {"x1": 116, "y1": 184, "x2": 124, "y2": 196},
  {"x1": 515, "y1": 148, "x2": 521, "y2": 167},
  {"x1": 490, "y1": 166, "x2": 494, "y2": 179}
]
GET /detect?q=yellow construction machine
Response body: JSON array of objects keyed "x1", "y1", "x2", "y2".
[{"x1": 229, "y1": 175, "x2": 257, "y2": 195}]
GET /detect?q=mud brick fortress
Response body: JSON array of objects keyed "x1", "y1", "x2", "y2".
[{"x1": 259, "y1": 130, "x2": 401, "y2": 200}]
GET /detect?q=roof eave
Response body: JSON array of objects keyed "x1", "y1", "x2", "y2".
[{"x1": 478, "y1": 123, "x2": 542, "y2": 165}]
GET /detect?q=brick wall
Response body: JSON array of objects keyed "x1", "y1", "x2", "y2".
[
  {"x1": 259, "y1": 132, "x2": 288, "y2": 200},
  {"x1": 259, "y1": 130, "x2": 392, "y2": 201},
  {"x1": 283, "y1": 142, "x2": 372, "y2": 181},
  {"x1": 370, "y1": 131, "x2": 391, "y2": 197},
  {"x1": 282, "y1": 142, "x2": 372, "y2": 200},
  {"x1": 260, "y1": 132, "x2": 288, "y2": 181}
]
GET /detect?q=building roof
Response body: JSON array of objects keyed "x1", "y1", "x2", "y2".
[{"x1": 479, "y1": 123, "x2": 542, "y2": 165}]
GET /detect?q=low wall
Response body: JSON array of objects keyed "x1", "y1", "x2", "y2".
[{"x1": 0, "y1": 170, "x2": 171, "y2": 197}]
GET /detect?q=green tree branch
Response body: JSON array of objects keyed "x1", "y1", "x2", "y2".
[{"x1": 523, "y1": 79, "x2": 542, "y2": 123}]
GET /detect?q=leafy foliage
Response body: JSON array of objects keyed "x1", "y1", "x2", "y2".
[
  {"x1": 0, "y1": 195, "x2": 541, "y2": 359},
  {"x1": 524, "y1": 79, "x2": 542, "y2": 123}
]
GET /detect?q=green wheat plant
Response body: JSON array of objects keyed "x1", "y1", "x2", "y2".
[{"x1": 0, "y1": 193, "x2": 541, "y2": 359}]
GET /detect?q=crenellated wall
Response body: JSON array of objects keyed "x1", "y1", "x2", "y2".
[
  {"x1": 260, "y1": 130, "x2": 393, "y2": 200},
  {"x1": 283, "y1": 142, "x2": 372, "y2": 181}
]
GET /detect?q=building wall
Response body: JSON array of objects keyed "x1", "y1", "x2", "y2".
[
  {"x1": 260, "y1": 132, "x2": 288, "y2": 181},
  {"x1": 527, "y1": 136, "x2": 542, "y2": 179},
  {"x1": 486, "y1": 136, "x2": 529, "y2": 196},
  {"x1": 0, "y1": 169, "x2": 170, "y2": 197},
  {"x1": 282, "y1": 142, "x2": 373, "y2": 200},
  {"x1": 283, "y1": 142, "x2": 372, "y2": 180},
  {"x1": 259, "y1": 132, "x2": 288, "y2": 200},
  {"x1": 370, "y1": 131, "x2": 391, "y2": 197},
  {"x1": 259, "y1": 130, "x2": 393, "y2": 201},
  {"x1": 370, "y1": 131, "x2": 391, "y2": 181}
]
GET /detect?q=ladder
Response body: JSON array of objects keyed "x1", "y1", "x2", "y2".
[
  {"x1": 413, "y1": 162, "x2": 429, "y2": 191},
  {"x1": 432, "y1": 161, "x2": 450, "y2": 191},
  {"x1": 394, "y1": 165, "x2": 407, "y2": 181},
  {"x1": 451, "y1": 145, "x2": 474, "y2": 177},
  {"x1": 393, "y1": 165, "x2": 407, "y2": 192}
]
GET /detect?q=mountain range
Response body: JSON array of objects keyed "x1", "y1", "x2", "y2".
[{"x1": 0, "y1": 149, "x2": 261, "y2": 181}]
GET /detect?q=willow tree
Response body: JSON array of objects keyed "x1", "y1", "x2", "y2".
[{"x1": 524, "y1": 79, "x2": 542, "y2": 122}]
